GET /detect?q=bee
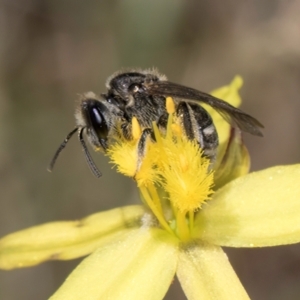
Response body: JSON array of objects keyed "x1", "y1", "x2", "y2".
[{"x1": 48, "y1": 69, "x2": 263, "y2": 177}]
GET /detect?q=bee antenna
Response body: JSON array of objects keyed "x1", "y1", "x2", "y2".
[
  {"x1": 48, "y1": 128, "x2": 78, "y2": 172},
  {"x1": 78, "y1": 127, "x2": 102, "y2": 178}
]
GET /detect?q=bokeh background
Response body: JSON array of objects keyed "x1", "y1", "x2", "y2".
[{"x1": 0, "y1": 1, "x2": 300, "y2": 299}]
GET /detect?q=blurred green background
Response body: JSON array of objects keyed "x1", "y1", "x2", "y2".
[{"x1": 0, "y1": 1, "x2": 300, "y2": 299}]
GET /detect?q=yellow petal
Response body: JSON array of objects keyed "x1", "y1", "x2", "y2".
[
  {"x1": 211, "y1": 75, "x2": 243, "y2": 108},
  {"x1": 208, "y1": 76, "x2": 244, "y2": 170},
  {"x1": 0, "y1": 205, "x2": 145, "y2": 269},
  {"x1": 213, "y1": 129, "x2": 250, "y2": 190},
  {"x1": 177, "y1": 242, "x2": 250, "y2": 300},
  {"x1": 195, "y1": 165, "x2": 300, "y2": 247},
  {"x1": 50, "y1": 228, "x2": 179, "y2": 300}
]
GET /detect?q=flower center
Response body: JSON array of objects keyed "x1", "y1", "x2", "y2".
[{"x1": 107, "y1": 97, "x2": 215, "y2": 241}]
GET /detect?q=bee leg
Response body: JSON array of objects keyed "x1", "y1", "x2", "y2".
[
  {"x1": 177, "y1": 102, "x2": 219, "y2": 162},
  {"x1": 156, "y1": 113, "x2": 168, "y2": 135},
  {"x1": 136, "y1": 128, "x2": 153, "y2": 172},
  {"x1": 120, "y1": 122, "x2": 133, "y2": 140},
  {"x1": 120, "y1": 122, "x2": 154, "y2": 174}
]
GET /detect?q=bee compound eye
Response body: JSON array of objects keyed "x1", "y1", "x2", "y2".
[
  {"x1": 92, "y1": 107, "x2": 102, "y2": 124},
  {"x1": 90, "y1": 107, "x2": 109, "y2": 139}
]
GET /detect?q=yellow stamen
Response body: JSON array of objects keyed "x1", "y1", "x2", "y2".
[
  {"x1": 188, "y1": 210, "x2": 194, "y2": 232},
  {"x1": 139, "y1": 186, "x2": 173, "y2": 235},
  {"x1": 159, "y1": 137, "x2": 214, "y2": 213},
  {"x1": 147, "y1": 183, "x2": 163, "y2": 216},
  {"x1": 107, "y1": 141, "x2": 137, "y2": 177},
  {"x1": 166, "y1": 96, "x2": 175, "y2": 114},
  {"x1": 166, "y1": 97, "x2": 175, "y2": 139},
  {"x1": 131, "y1": 117, "x2": 141, "y2": 140},
  {"x1": 175, "y1": 209, "x2": 190, "y2": 242},
  {"x1": 107, "y1": 95, "x2": 215, "y2": 241}
]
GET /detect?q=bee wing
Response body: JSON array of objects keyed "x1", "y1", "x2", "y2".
[{"x1": 147, "y1": 81, "x2": 264, "y2": 137}]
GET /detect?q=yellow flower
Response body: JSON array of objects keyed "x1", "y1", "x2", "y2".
[{"x1": 1, "y1": 78, "x2": 300, "y2": 300}]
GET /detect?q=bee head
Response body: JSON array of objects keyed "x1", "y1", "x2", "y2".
[
  {"x1": 48, "y1": 93, "x2": 119, "y2": 178},
  {"x1": 76, "y1": 98, "x2": 111, "y2": 151}
]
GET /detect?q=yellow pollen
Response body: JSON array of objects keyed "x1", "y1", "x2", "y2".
[
  {"x1": 159, "y1": 138, "x2": 214, "y2": 213},
  {"x1": 107, "y1": 141, "x2": 138, "y2": 177},
  {"x1": 166, "y1": 97, "x2": 175, "y2": 114},
  {"x1": 179, "y1": 154, "x2": 189, "y2": 172},
  {"x1": 131, "y1": 117, "x2": 141, "y2": 140},
  {"x1": 171, "y1": 124, "x2": 182, "y2": 136}
]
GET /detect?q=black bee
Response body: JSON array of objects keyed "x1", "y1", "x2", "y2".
[{"x1": 48, "y1": 69, "x2": 263, "y2": 177}]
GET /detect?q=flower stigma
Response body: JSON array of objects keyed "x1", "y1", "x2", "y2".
[{"x1": 107, "y1": 97, "x2": 215, "y2": 242}]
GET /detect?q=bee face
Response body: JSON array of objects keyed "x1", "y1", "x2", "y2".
[
  {"x1": 75, "y1": 92, "x2": 122, "y2": 152},
  {"x1": 49, "y1": 69, "x2": 263, "y2": 177}
]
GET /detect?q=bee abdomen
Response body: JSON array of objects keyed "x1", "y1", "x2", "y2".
[{"x1": 177, "y1": 102, "x2": 218, "y2": 161}]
